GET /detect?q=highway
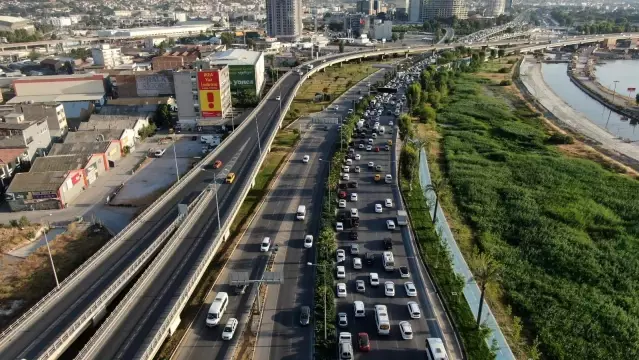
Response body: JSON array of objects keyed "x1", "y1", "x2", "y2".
[{"x1": 0, "y1": 32, "x2": 631, "y2": 359}]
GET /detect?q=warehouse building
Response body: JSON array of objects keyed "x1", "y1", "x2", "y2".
[
  {"x1": 49, "y1": 141, "x2": 122, "y2": 169},
  {"x1": 78, "y1": 114, "x2": 151, "y2": 134},
  {"x1": 173, "y1": 65, "x2": 232, "y2": 129},
  {"x1": 0, "y1": 16, "x2": 35, "y2": 33},
  {"x1": 96, "y1": 24, "x2": 211, "y2": 38},
  {"x1": 64, "y1": 128, "x2": 136, "y2": 150},
  {"x1": 200, "y1": 49, "x2": 265, "y2": 96},
  {"x1": 5, "y1": 170, "x2": 86, "y2": 211}
]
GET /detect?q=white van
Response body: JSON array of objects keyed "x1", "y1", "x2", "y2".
[
  {"x1": 206, "y1": 292, "x2": 229, "y2": 327},
  {"x1": 385, "y1": 174, "x2": 392, "y2": 184},
  {"x1": 353, "y1": 300, "x2": 365, "y2": 317},
  {"x1": 297, "y1": 205, "x2": 306, "y2": 220}
]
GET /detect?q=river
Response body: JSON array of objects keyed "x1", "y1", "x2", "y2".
[
  {"x1": 593, "y1": 59, "x2": 639, "y2": 98},
  {"x1": 541, "y1": 63, "x2": 639, "y2": 141}
]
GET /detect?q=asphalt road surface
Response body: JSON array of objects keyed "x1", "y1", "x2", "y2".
[
  {"x1": 334, "y1": 110, "x2": 443, "y2": 359},
  {"x1": 173, "y1": 120, "x2": 336, "y2": 360},
  {"x1": 0, "y1": 73, "x2": 300, "y2": 360}
]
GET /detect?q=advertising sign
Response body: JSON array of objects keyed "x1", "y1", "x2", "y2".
[
  {"x1": 198, "y1": 70, "x2": 223, "y2": 118},
  {"x1": 200, "y1": 90, "x2": 223, "y2": 117},
  {"x1": 229, "y1": 65, "x2": 256, "y2": 91}
]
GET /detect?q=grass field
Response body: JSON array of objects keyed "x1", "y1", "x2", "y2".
[
  {"x1": 428, "y1": 74, "x2": 639, "y2": 360},
  {"x1": 284, "y1": 62, "x2": 382, "y2": 127}
]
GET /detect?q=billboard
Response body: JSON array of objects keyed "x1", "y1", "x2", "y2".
[
  {"x1": 197, "y1": 71, "x2": 222, "y2": 118},
  {"x1": 229, "y1": 65, "x2": 256, "y2": 91}
]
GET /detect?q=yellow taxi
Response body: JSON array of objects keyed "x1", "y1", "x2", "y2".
[
  {"x1": 387, "y1": 140, "x2": 393, "y2": 146},
  {"x1": 374, "y1": 174, "x2": 381, "y2": 182},
  {"x1": 226, "y1": 172, "x2": 236, "y2": 184}
]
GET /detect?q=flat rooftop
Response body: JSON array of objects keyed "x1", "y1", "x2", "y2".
[
  {"x1": 64, "y1": 129, "x2": 125, "y2": 143},
  {"x1": 207, "y1": 49, "x2": 263, "y2": 66},
  {"x1": 7, "y1": 171, "x2": 67, "y2": 193},
  {"x1": 30, "y1": 154, "x2": 90, "y2": 172},
  {"x1": 49, "y1": 141, "x2": 112, "y2": 155}
]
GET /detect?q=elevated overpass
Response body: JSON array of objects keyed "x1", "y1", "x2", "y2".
[{"x1": 0, "y1": 32, "x2": 634, "y2": 360}]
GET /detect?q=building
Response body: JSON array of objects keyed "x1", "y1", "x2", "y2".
[
  {"x1": 64, "y1": 128, "x2": 136, "y2": 150},
  {"x1": 49, "y1": 141, "x2": 122, "y2": 169},
  {"x1": 96, "y1": 24, "x2": 211, "y2": 38},
  {"x1": 40, "y1": 58, "x2": 67, "y2": 74},
  {"x1": 30, "y1": 152, "x2": 113, "y2": 186},
  {"x1": 100, "y1": 97, "x2": 176, "y2": 116},
  {"x1": 344, "y1": 14, "x2": 370, "y2": 38},
  {"x1": 8, "y1": 74, "x2": 107, "y2": 120},
  {"x1": 357, "y1": 0, "x2": 374, "y2": 15},
  {"x1": 12, "y1": 102, "x2": 68, "y2": 139},
  {"x1": 409, "y1": 0, "x2": 421, "y2": 22},
  {"x1": 151, "y1": 48, "x2": 201, "y2": 71},
  {"x1": 47, "y1": 17, "x2": 74, "y2": 27},
  {"x1": 145, "y1": 37, "x2": 167, "y2": 49},
  {"x1": 370, "y1": 19, "x2": 393, "y2": 41},
  {"x1": 173, "y1": 65, "x2": 232, "y2": 128},
  {"x1": 4, "y1": 170, "x2": 86, "y2": 211},
  {"x1": 0, "y1": 16, "x2": 35, "y2": 33},
  {"x1": 505, "y1": 0, "x2": 512, "y2": 10},
  {"x1": 0, "y1": 113, "x2": 51, "y2": 161},
  {"x1": 92, "y1": 44, "x2": 132, "y2": 68},
  {"x1": 266, "y1": 0, "x2": 303, "y2": 41},
  {"x1": 485, "y1": 0, "x2": 506, "y2": 17},
  {"x1": 201, "y1": 49, "x2": 265, "y2": 96},
  {"x1": 0, "y1": 148, "x2": 29, "y2": 192},
  {"x1": 78, "y1": 114, "x2": 151, "y2": 134},
  {"x1": 422, "y1": 0, "x2": 467, "y2": 20},
  {"x1": 111, "y1": 71, "x2": 175, "y2": 98}
]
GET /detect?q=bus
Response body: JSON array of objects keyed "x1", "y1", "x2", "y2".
[
  {"x1": 374, "y1": 305, "x2": 390, "y2": 335},
  {"x1": 425, "y1": 337, "x2": 449, "y2": 360},
  {"x1": 382, "y1": 251, "x2": 394, "y2": 271}
]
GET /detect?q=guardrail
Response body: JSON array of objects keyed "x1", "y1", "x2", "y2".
[
  {"x1": 74, "y1": 173, "x2": 218, "y2": 360},
  {"x1": 132, "y1": 52, "x2": 347, "y2": 360},
  {"x1": 4, "y1": 72, "x2": 295, "y2": 360}
]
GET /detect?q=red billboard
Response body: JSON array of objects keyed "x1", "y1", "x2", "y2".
[{"x1": 197, "y1": 71, "x2": 220, "y2": 91}]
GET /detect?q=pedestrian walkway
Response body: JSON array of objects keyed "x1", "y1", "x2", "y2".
[{"x1": 418, "y1": 148, "x2": 515, "y2": 360}]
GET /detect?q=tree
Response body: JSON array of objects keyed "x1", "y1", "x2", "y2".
[
  {"x1": 470, "y1": 251, "x2": 502, "y2": 329},
  {"x1": 391, "y1": 33, "x2": 398, "y2": 42},
  {"x1": 428, "y1": 90, "x2": 441, "y2": 109},
  {"x1": 497, "y1": 49, "x2": 505, "y2": 58},
  {"x1": 27, "y1": 50, "x2": 39, "y2": 61},
  {"x1": 154, "y1": 104, "x2": 172, "y2": 128},
  {"x1": 636, "y1": 93, "x2": 639, "y2": 105},
  {"x1": 406, "y1": 83, "x2": 422, "y2": 109},
  {"x1": 400, "y1": 144, "x2": 419, "y2": 185},
  {"x1": 399, "y1": 32, "x2": 405, "y2": 43},
  {"x1": 339, "y1": 40, "x2": 345, "y2": 53},
  {"x1": 220, "y1": 32, "x2": 235, "y2": 46},
  {"x1": 416, "y1": 104, "x2": 436, "y2": 123},
  {"x1": 398, "y1": 114, "x2": 414, "y2": 141},
  {"x1": 158, "y1": 41, "x2": 167, "y2": 55},
  {"x1": 490, "y1": 49, "x2": 497, "y2": 58}
]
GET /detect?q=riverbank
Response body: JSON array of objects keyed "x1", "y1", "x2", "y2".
[
  {"x1": 519, "y1": 55, "x2": 639, "y2": 170},
  {"x1": 569, "y1": 48, "x2": 639, "y2": 122}
]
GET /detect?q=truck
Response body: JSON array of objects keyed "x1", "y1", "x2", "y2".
[{"x1": 396, "y1": 210, "x2": 408, "y2": 226}]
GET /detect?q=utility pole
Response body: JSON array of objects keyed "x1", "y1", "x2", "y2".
[{"x1": 611, "y1": 80, "x2": 620, "y2": 105}]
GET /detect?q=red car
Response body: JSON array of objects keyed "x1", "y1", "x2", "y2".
[
  {"x1": 213, "y1": 160, "x2": 223, "y2": 169},
  {"x1": 374, "y1": 147, "x2": 380, "y2": 152},
  {"x1": 338, "y1": 191, "x2": 347, "y2": 199},
  {"x1": 358, "y1": 332, "x2": 370, "y2": 352}
]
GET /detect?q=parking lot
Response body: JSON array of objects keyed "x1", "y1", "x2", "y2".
[{"x1": 333, "y1": 84, "x2": 439, "y2": 358}]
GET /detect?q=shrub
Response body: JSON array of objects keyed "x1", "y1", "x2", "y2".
[
  {"x1": 498, "y1": 67, "x2": 510, "y2": 73},
  {"x1": 18, "y1": 216, "x2": 30, "y2": 227},
  {"x1": 499, "y1": 80, "x2": 512, "y2": 86},
  {"x1": 547, "y1": 133, "x2": 574, "y2": 145},
  {"x1": 10, "y1": 219, "x2": 19, "y2": 227}
]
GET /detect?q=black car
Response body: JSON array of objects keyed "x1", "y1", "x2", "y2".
[
  {"x1": 365, "y1": 252, "x2": 374, "y2": 265},
  {"x1": 339, "y1": 183, "x2": 348, "y2": 189},
  {"x1": 349, "y1": 231, "x2": 358, "y2": 240},
  {"x1": 337, "y1": 210, "x2": 348, "y2": 221},
  {"x1": 383, "y1": 237, "x2": 393, "y2": 250},
  {"x1": 351, "y1": 218, "x2": 360, "y2": 228},
  {"x1": 300, "y1": 306, "x2": 310, "y2": 326},
  {"x1": 348, "y1": 181, "x2": 358, "y2": 188}
]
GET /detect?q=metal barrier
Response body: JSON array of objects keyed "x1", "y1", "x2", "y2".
[{"x1": 73, "y1": 176, "x2": 217, "y2": 360}]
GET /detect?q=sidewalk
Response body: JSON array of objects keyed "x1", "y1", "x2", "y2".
[{"x1": 418, "y1": 148, "x2": 515, "y2": 360}]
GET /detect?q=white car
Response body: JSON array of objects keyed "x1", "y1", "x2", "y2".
[
  {"x1": 385, "y1": 198, "x2": 393, "y2": 207},
  {"x1": 338, "y1": 312, "x2": 348, "y2": 327},
  {"x1": 221, "y1": 318, "x2": 238, "y2": 340},
  {"x1": 399, "y1": 321, "x2": 413, "y2": 340},
  {"x1": 275, "y1": 95, "x2": 281, "y2": 101},
  {"x1": 350, "y1": 193, "x2": 358, "y2": 202},
  {"x1": 260, "y1": 237, "x2": 271, "y2": 252},
  {"x1": 368, "y1": 161, "x2": 374, "y2": 168},
  {"x1": 342, "y1": 173, "x2": 350, "y2": 181},
  {"x1": 387, "y1": 220, "x2": 396, "y2": 230},
  {"x1": 336, "y1": 283, "x2": 347, "y2": 298},
  {"x1": 336, "y1": 249, "x2": 346, "y2": 263},
  {"x1": 350, "y1": 244, "x2": 359, "y2": 255},
  {"x1": 356, "y1": 279, "x2": 366, "y2": 293},
  {"x1": 350, "y1": 208, "x2": 359, "y2": 218},
  {"x1": 359, "y1": 143, "x2": 365, "y2": 149},
  {"x1": 304, "y1": 235, "x2": 313, "y2": 248},
  {"x1": 407, "y1": 301, "x2": 422, "y2": 319},
  {"x1": 404, "y1": 282, "x2": 417, "y2": 297},
  {"x1": 375, "y1": 204, "x2": 383, "y2": 213},
  {"x1": 369, "y1": 273, "x2": 380, "y2": 286},
  {"x1": 337, "y1": 265, "x2": 346, "y2": 279},
  {"x1": 355, "y1": 154, "x2": 361, "y2": 160},
  {"x1": 389, "y1": 120, "x2": 394, "y2": 126},
  {"x1": 354, "y1": 166, "x2": 360, "y2": 173},
  {"x1": 384, "y1": 281, "x2": 395, "y2": 297},
  {"x1": 338, "y1": 199, "x2": 346, "y2": 208},
  {"x1": 302, "y1": 155, "x2": 310, "y2": 163},
  {"x1": 366, "y1": 145, "x2": 372, "y2": 151},
  {"x1": 343, "y1": 165, "x2": 350, "y2": 173},
  {"x1": 336, "y1": 222, "x2": 344, "y2": 231},
  {"x1": 353, "y1": 257, "x2": 362, "y2": 269}
]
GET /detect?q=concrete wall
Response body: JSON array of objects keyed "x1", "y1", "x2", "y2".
[
  {"x1": 84, "y1": 154, "x2": 107, "y2": 185},
  {"x1": 174, "y1": 71, "x2": 197, "y2": 121},
  {"x1": 59, "y1": 170, "x2": 85, "y2": 206},
  {"x1": 22, "y1": 120, "x2": 52, "y2": 160},
  {"x1": 105, "y1": 141, "x2": 122, "y2": 165}
]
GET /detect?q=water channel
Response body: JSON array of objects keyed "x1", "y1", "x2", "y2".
[
  {"x1": 594, "y1": 59, "x2": 639, "y2": 97},
  {"x1": 541, "y1": 62, "x2": 639, "y2": 141}
]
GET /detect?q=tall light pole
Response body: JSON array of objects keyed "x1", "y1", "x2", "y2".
[
  {"x1": 611, "y1": 80, "x2": 620, "y2": 105},
  {"x1": 200, "y1": 168, "x2": 221, "y2": 230},
  {"x1": 42, "y1": 215, "x2": 59, "y2": 288},
  {"x1": 255, "y1": 116, "x2": 262, "y2": 156},
  {"x1": 230, "y1": 106, "x2": 235, "y2": 131},
  {"x1": 172, "y1": 142, "x2": 180, "y2": 182}
]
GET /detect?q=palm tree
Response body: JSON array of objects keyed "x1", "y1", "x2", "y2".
[{"x1": 470, "y1": 251, "x2": 502, "y2": 329}]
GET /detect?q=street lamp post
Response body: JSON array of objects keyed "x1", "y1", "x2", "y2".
[
  {"x1": 255, "y1": 116, "x2": 262, "y2": 156},
  {"x1": 611, "y1": 80, "x2": 620, "y2": 105},
  {"x1": 172, "y1": 142, "x2": 180, "y2": 182},
  {"x1": 425, "y1": 184, "x2": 439, "y2": 225},
  {"x1": 200, "y1": 168, "x2": 221, "y2": 230},
  {"x1": 42, "y1": 216, "x2": 59, "y2": 288}
]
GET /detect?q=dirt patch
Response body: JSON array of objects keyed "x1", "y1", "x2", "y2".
[
  {"x1": 0, "y1": 222, "x2": 111, "y2": 330},
  {"x1": 0, "y1": 224, "x2": 42, "y2": 253}
]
